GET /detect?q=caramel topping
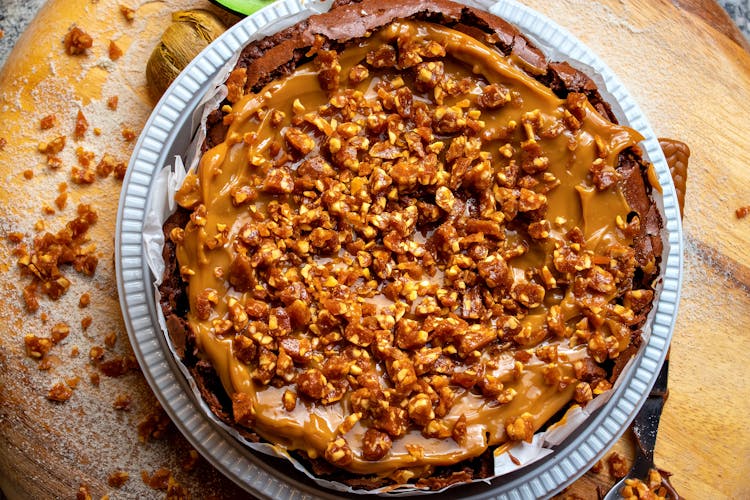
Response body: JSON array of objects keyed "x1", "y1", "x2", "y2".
[{"x1": 174, "y1": 20, "x2": 646, "y2": 479}]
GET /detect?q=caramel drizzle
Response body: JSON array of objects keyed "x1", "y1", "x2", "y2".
[{"x1": 175, "y1": 20, "x2": 643, "y2": 476}]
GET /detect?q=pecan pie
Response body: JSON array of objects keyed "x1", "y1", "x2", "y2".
[{"x1": 159, "y1": 0, "x2": 663, "y2": 489}]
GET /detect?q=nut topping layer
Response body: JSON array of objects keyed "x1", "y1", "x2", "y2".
[{"x1": 173, "y1": 20, "x2": 653, "y2": 479}]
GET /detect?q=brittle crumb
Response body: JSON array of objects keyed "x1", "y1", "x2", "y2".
[
  {"x1": 137, "y1": 407, "x2": 172, "y2": 441},
  {"x1": 64, "y1": 27, "x2": 93, "y2": 56},
  {"x1": 141, "y1": 468, "x2": 171, "y2": 490},
  {"x1": 121, "y1": 127, "x2": 136, "y2": 142},
  {"x1": 109, "y1": 40, "x2": 123, "y2": 61},
  {"x1": 113, "y1": 393, "x2": 132, "y2": 411},
  {"x1": 74, "y1": 110, "x2": 89, "y2": 140},
  {"x1": 736, "y1": 206, "x2": 749, "y2": 219},
  {"x1": 107, "y1": 470, "x2": 130, "y2": 488},
  {"x1": 40, "y1": 114, "x2": 57, "y2": 130},
  {"x1": 76, "y1": 484, "x2": 92, "y2": 500},
  {"x1": 608, "y1": 451, "x2": 629, "y2": 479},
  {"x1": 119, "y1": 5, "x2": 136, "y2": 22},
  {"x1": 47, "y1": 381, "x2": 74, "y2": 402},
  {"x1": 81, "y1": 315, "x2": 93, "y2": 330}
]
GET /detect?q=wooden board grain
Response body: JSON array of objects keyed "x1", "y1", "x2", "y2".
[{"x1": 1, "y1": 1, "x2": 748, "y2": 498}]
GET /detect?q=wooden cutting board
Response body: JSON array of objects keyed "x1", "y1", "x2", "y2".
[{"x1": 0, "y1": 1, "x2": 748, "y2": 498}]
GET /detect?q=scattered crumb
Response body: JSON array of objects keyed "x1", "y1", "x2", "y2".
[
  {"x1": 104, "y1": 331, "x2": 117, "y2": 348},
  {"x1": 40, "y1": 114, "x2": 57, "y2": 130},
  {"x1": 608, "y1": 451, "x2": 629, "y2": 479},
  {"x1": 90, "y1": 345, "x2": 105, "y2": 362},
  {"x1": 121, "y1": 127, "x2": 136, "y2": 142},
  {"x1": 113, "y1": 393, "x2": 132, "y2": 411},
  {"x1": 96, "y1": 153, "x2": 124, "y2": 178},
  {"x1": 54, "y1": 191, "x2": 68, "y2": 210},
  {"x1": 98, "y1": 355, "x2": 138, "y2": 377},
  {"x1": 64, "y1": 27, "x2": 93, "y2": 56},
  {"x1": 114, "y1": 160, "x2": 128, "y2": 180},
  {"x1": 23, "y1": 169, "x2": 34, "y2": 180},
  {"x1": 181, "y1": 449, "x2": 200, "y2": 472},
  {"x1": 81, "y1": 315, "x2": 93, "y2": 330},
  {"x1": 76, "y1": 484, "x2": 92, "y2": 500},
  {"x1": 0, "y1": 137, "x2": 6, "y2": 150},
  {"x1": 76, "y1": 146, "x2": 95, "y2": 166},
  {"x1": 25, "y1": 334, "x2": 53, "y2": 359},
  {"x1": 166, "y1": 476, "x2": 189, "y2": 498},
  {"x1": 51, "y1": 323, "x2": 71, "y2": 343},
  {"x1": 108, "y1": 470, "x2": 130, "y2": 488},
  {"x1": 38, "y1": 135, "x2": 66, "y2": 155},
  {"x1": 74, "y1": 110, "x2": 89, "y2": 139},
  {"x1": 107, "y1": 96, "x2": 119, "y2": 110},
  {"x1": 141, "y1": 468, "x2": 171, "y2": 490},
  {"x1": 736, "y1": 206, "x2": 749, "y2": 219},
  {"x1": 79, "y1": 292, "x2": 91, "y2": 308},
  {"x1": 47, "y1": 381, "x2": 74, "y2": 402},
  {"x1": 109, "y1": 40, "x2": 123, "y2": 61},
  {"x1": 138, "y1": 407, "x2": 172, "y2": 442},
  {"x1": 120, "y1": 5, "x2": 136, "y2": 22}
]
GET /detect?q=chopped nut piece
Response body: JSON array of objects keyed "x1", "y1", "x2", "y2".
[
  {"x1": 505, "y1": 413, "x2": 534, "y2": 442},
  {"x1": 232, "y1": 392, "x2": 256, "y2": 427},
  {"x1": 362, "y1": 428, "x2": 392, "y2": 461},
  {"x1": 284, "y1": 127, "x2": 315, "y2": 154},
  {"x1": 282, "y1": 390, "x2": 297, "y2": 411},
  {"x1": 325, "y1": 437, "x2": 354, "y2": 466}
]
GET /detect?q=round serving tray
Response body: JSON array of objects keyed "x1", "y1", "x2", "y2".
[{"x1": 114, "y1": 0, "x2": 683, "y2": 498}]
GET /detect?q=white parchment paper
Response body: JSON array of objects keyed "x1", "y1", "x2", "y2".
[{"x1": 141, "y1": 0, "x2": 669, "y2": 494}]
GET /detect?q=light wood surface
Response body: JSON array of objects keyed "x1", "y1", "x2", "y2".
[{"x1": 0, "y1": 1, "x2": 748, "y2": 498}]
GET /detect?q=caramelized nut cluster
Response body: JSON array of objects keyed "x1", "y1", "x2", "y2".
[{"x1": 175, "y1": 21, "x2": 652, "y2": 471}]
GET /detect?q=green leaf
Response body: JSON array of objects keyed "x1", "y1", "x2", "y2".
[{"x1": 210, "y1": 0, "x2": 277, "y2": 16}]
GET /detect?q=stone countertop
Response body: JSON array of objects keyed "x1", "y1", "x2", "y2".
[{"x1": 1, "y1": 0, "x2": 749, "y2": 70}]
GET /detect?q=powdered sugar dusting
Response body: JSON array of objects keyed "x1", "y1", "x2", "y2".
[{"x1": 0, "y1": 1, "x2": 247, "y2": 498}]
